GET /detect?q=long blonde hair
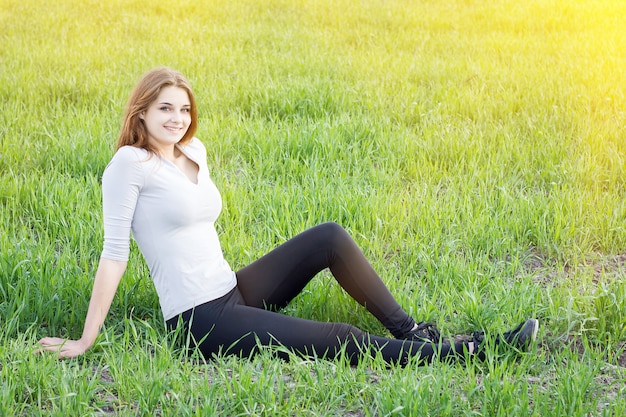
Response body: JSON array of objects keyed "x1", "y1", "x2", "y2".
[{"x1": 117, "y1": 67, "x2": 198, "y2": 154}]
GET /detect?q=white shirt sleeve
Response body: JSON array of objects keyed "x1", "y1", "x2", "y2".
[{"x1": 100, "y1": 146, "x2": 146, "y2": 261}]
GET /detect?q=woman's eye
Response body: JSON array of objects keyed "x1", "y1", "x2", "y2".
[
  {"x1": 181, "y1": 108, "x2": 190, "y2": 113},
  {"x1": 159, "y1": 106, "x2": 170, "y2": 111}
]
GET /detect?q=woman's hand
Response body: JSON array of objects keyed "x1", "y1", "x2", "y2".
[
  {"x1": 36, "y1": 337, "x2": 89, "y2": 359},
  {"x1": 36, "y1": 258, "x2": 127, "y2": 360}
]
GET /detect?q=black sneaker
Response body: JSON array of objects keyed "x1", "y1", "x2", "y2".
[
  {"x1": 473, "y1": 318, "x2": 539, "y2": 359},
  {"x1": 401, "y1": 321, "x2": 442, "y2": 343}
]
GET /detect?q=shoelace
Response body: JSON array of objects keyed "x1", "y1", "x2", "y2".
[{"x1": 410, "y1": 321, "x2": 441, "y2": 342}]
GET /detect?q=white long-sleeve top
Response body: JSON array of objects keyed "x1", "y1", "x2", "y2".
[{"x1": 100, "y1": 138, "x2": 237, "y2": 320}]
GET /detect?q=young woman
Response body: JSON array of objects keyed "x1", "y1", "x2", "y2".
[{"x1": 38, "y1": 67, "x2": 539, "y2": 365}]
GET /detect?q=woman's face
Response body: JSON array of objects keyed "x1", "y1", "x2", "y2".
[{"x1": 141, "y1": 86, "x2": 191, "y2": 153}]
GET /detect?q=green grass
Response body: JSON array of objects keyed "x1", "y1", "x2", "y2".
[{"x1": 1, "y1": 0, "x2": 625, "y2": 415}]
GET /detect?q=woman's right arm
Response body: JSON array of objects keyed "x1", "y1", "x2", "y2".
[
  {"x1": 38, "y1": 147, "x2": 144, "y2": 358},
  {"x1": 37, "y1": 258, "x2": 127, "y2": 358}
]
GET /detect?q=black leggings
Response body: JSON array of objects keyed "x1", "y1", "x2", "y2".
[{"x1": 166, "y1": 222, "x2": 467, "y2": 365}]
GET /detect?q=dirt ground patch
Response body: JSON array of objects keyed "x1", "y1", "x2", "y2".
[{"x1": 525, "y1": 250, "x2": 626, "y2": 287}]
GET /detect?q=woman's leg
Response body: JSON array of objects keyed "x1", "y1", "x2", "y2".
[
  {"x1": 167, "y1": 287, "x2": 465, "y2": 365},
  {"x1": 235, "y1": 222, "x2": 415, "y2": 338}
]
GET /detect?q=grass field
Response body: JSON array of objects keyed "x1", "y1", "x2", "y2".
[{"x1": 1, "y1": 0, "x2": 625, "y2": 415}]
